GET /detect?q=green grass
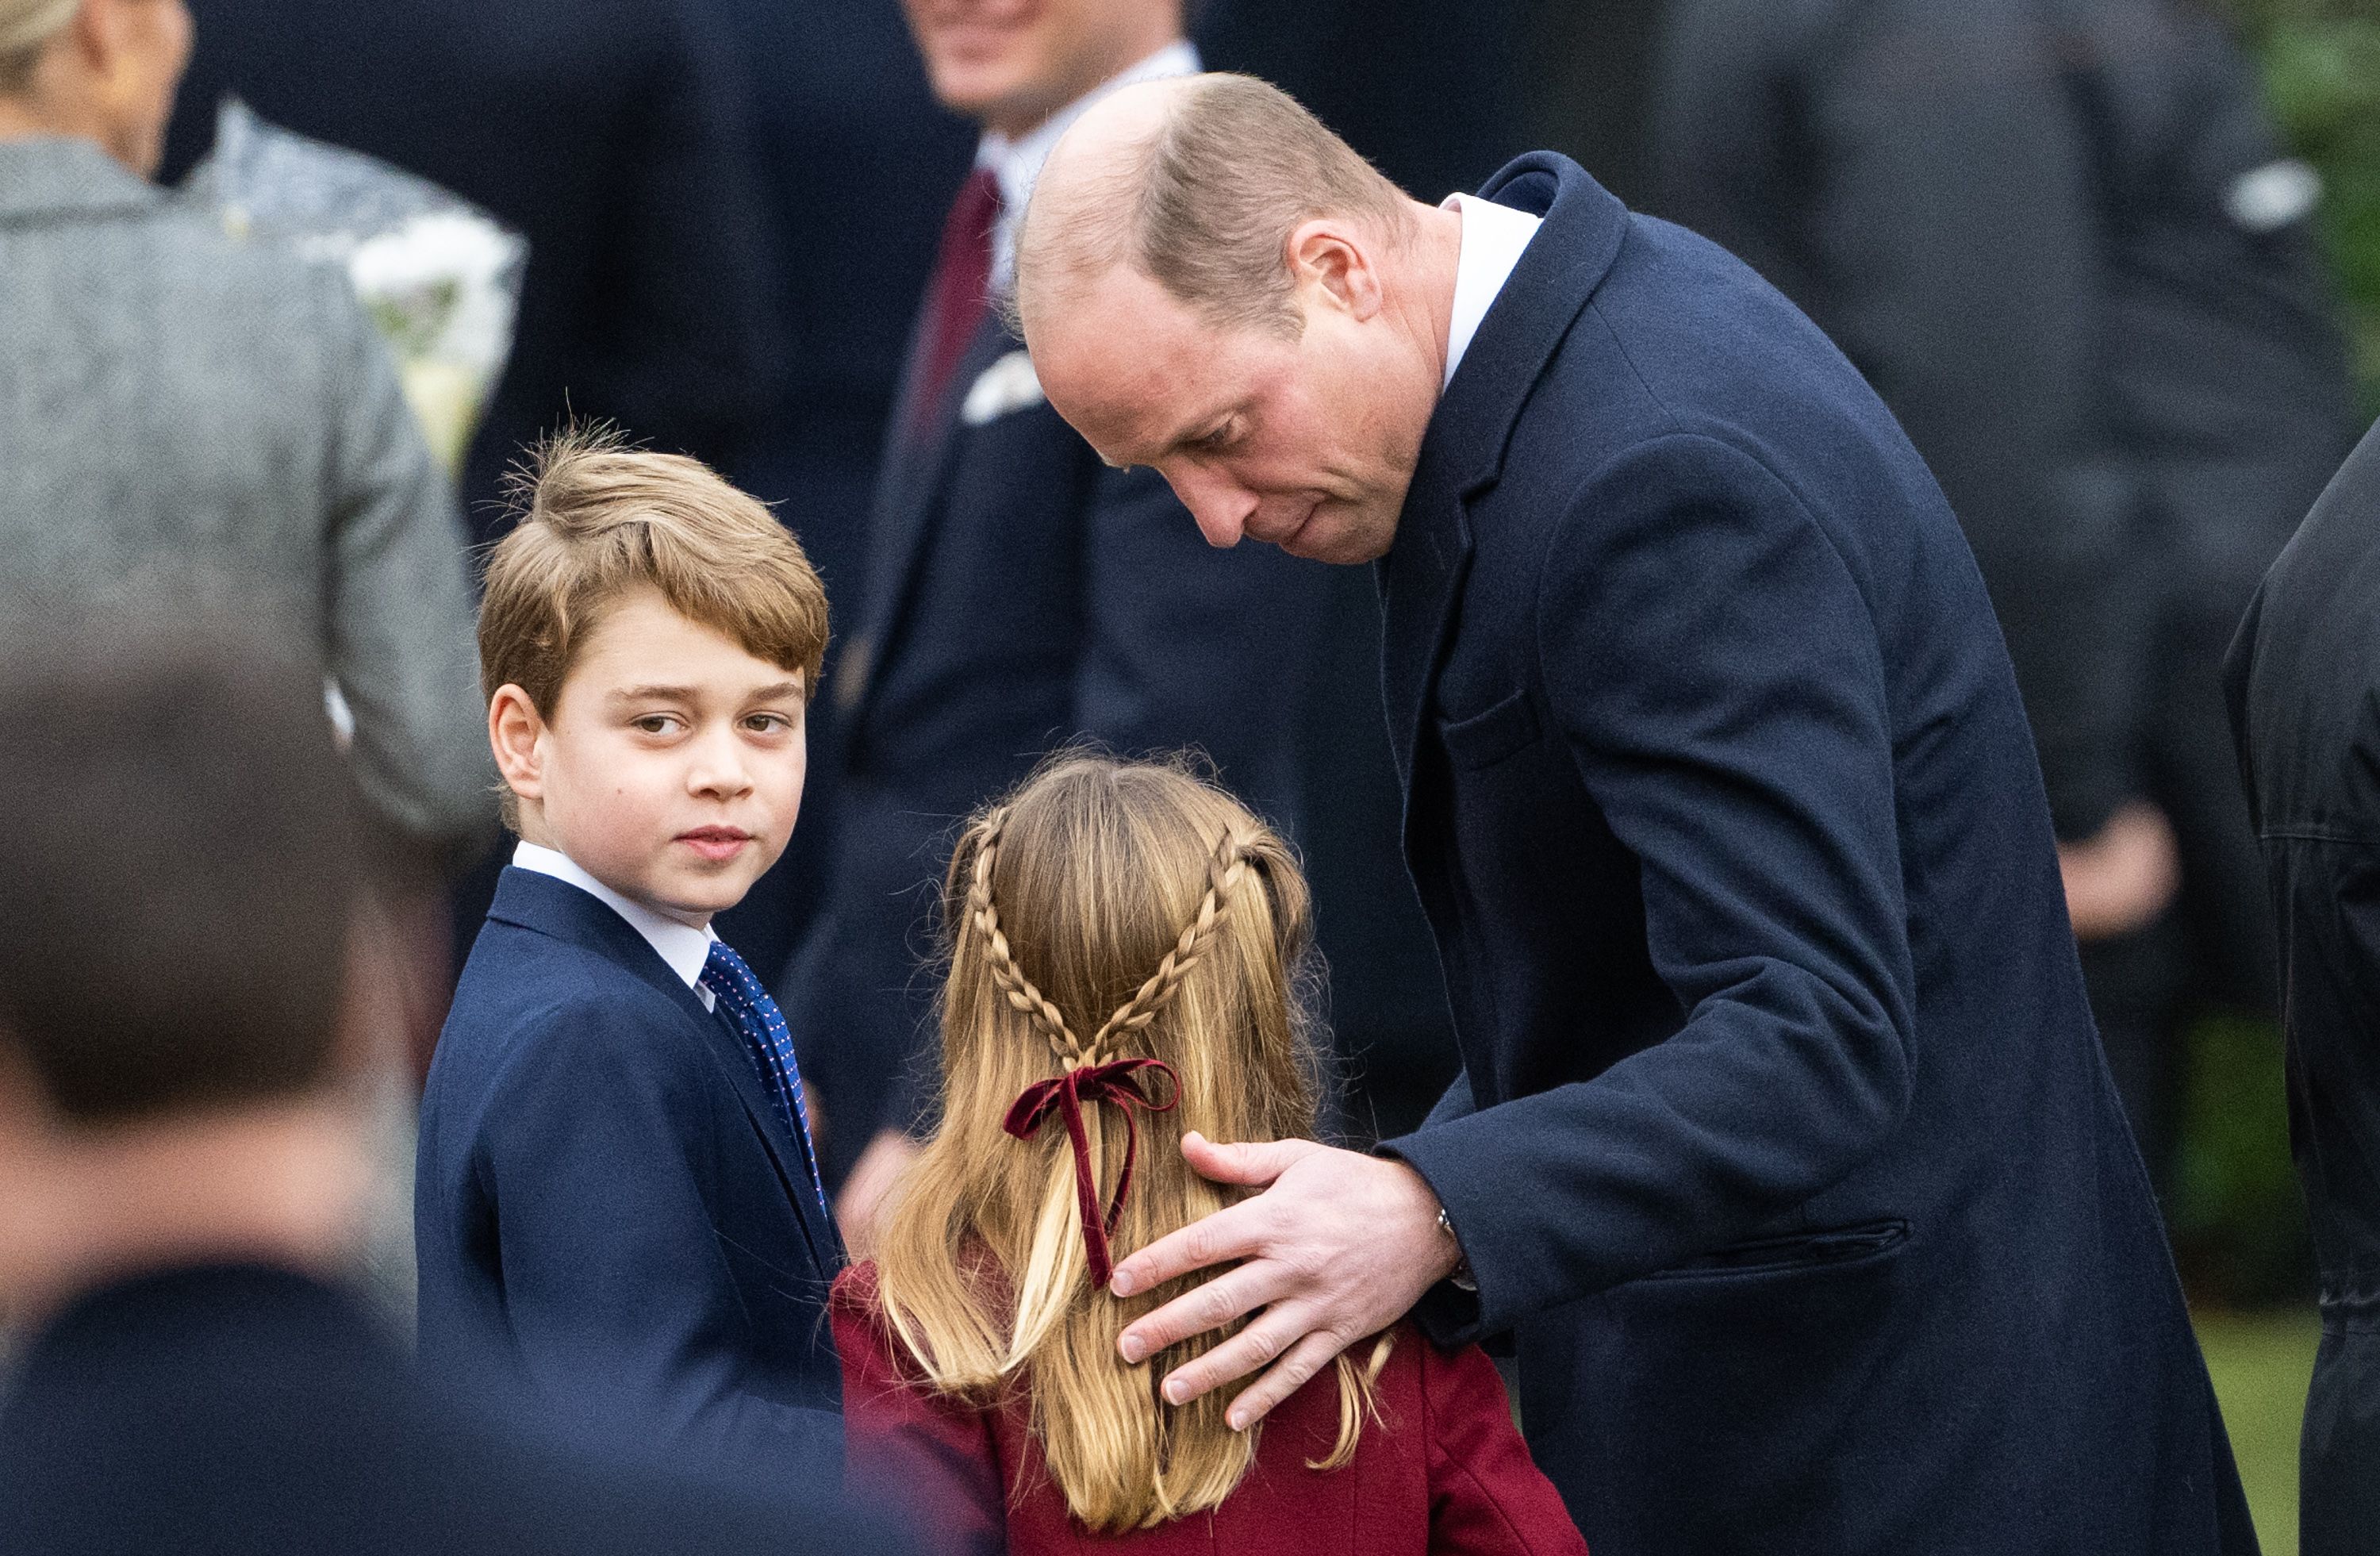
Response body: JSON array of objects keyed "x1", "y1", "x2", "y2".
[{"x1": 2198, "y1": 1308, "x2": 2320, "y2": 1555}]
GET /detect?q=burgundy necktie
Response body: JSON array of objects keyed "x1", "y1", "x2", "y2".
[{"x1": 906, "y1": 167, "x2": 1002, "y2": 442}]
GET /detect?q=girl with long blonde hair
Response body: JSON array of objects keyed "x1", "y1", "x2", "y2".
[{"x1": 829, "y1": 755, "x2": 1586, "y2": 1555}]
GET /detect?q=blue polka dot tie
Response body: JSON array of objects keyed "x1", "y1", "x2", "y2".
[{"x1": 701, "y1": 940, "x2": 831, "y2": 1226}]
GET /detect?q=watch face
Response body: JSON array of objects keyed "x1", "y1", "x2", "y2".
[{"x1": 1435, "y1": 1206, "x2": 1476, "y2": 1290}]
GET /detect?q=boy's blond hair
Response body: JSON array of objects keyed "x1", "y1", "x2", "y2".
[{"x1": 478, "y1": 430, "x2": 828, "y2": 827}]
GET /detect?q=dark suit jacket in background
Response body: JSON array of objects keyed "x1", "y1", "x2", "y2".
[
  {"x1": 160, "y1": 0, "x2": 784, "y2": 537},
  {"x1": 0, "y1": 1264, "x2": 906, "y2": 1556},
  {"x1": 1378, "y1": 153, "x2": 2251, "y2": 1554},
  {"x1": 1651, "y1": 0, "x2": 2355, "y2": 1009},
  {"x1": 2225, "y1": 417, "x2": 2380, "y2": 1556},
  {"x1": 417, "y1": 868, "x2": 843, "y2": 1477}
]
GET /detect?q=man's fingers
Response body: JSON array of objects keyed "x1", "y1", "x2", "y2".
[
  {"x1": 1177, "y1": 1130, "x2": 1319, "y2": 1189},
  {"x1": 1150, "y1": 1300, "x2": 1317, "y2": 1408},
  {"x1": 1109, "y1": 1195, "x2": 1269, "y2": 1298},
  {"x1": 1222, "y1": 1329, "x2": 1349, "y2": 1431},
  {"x1": 1119, "y1": 1261, "x2": 1292, "y2": 1365},
  {"x1": 1109, "y1": 1135, "x2": 1321, "y2": 1296}
]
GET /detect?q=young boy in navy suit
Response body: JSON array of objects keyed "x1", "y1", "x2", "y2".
[{"x1": 416, "y1": 432, "x2": 843, "y2": 1480}]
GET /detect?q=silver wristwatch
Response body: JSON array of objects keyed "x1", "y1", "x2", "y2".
[{"x1": 1436, "y1": 1204, "x2": 1479, "y2": 1293}]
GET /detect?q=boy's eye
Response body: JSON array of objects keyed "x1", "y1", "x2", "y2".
[
  {"x1": 743, "y1": 713, "x2": 796, "y2": 734},
  {"x1": 632, "y1": 715, "x2": 681, "y2": 736}
]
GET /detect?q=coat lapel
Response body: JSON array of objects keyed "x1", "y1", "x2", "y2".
[
  {"x1": 1380, "y1": 153, "x2": 1633, "y2": 798},
  {"x1": 1380, "y1": 452, "x2": 1477, "y2": 790},
  {"x1": 486, "y1": 869, "x2": 839, "y2": 1272},
  {"x1": 845, "y1": 312, "x2": 1014, "y2": 718}
]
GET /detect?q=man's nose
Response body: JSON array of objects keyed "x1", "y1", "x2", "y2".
[{"x1": 1165, "y1": 465, "x2": 1258, "y2": 549}]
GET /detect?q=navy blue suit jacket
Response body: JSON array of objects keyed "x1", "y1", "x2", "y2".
[
  {"x1": 788, "y1": 298, "x2": 1445, "y2": 1169},
  {"x1": 418, "y1": 867, "x2": 843, "y2": 1477},
  {"x1": 1379, "y1": 155, "x2": 2252, "y2": 1554}
]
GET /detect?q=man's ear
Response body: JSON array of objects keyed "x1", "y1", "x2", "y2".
[
  {"x1": 1284, "y1": 217, "x2": 1384, "y2": 321},
  {"x1": 487, "y1": 685, "x2": 547, "y2": 805}
]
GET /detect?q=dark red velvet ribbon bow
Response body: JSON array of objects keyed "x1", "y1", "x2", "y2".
[{"x1": 1003, "y1": 1057, "x2": 1180, "y2": 1289}]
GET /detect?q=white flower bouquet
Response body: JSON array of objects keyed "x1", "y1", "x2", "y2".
[{"x1": 181, "y1": 99, "x2": 528, "y2": 476}]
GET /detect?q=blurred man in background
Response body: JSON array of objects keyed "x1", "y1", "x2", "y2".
[
  {"x1": 0, "y1": 617, "x2": 909, "y2": 1556},
  {"x1": 1653, "y1": 0, "x2": 2359, "y2": 1192},
  {"x1": 788, "y1": 0, "x2": 1456, "y2": 1244},
  {"x1": 2227, "y1": 416, "x2": 2380, "y2": 1556}
]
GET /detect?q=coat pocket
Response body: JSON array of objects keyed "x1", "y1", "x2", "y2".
[
  {"x1": 1535, "y1": 1219, "x2": 1925, "y2": 1548},
  {"x1": 1437, "y1": 687, "x2": 1542, "y2": 769},
  {"x1": 1635, "y1": 1218, "x2": 1911, "y2": 1282}
]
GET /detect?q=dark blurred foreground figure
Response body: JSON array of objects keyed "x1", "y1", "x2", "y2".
[
  {"x1": 0, "y1": 618, "x2": 912, "y2": 1556},
  {"x1": 1653, "y1": 0, "x2": 2358, "y2": 1189},
  {"x1": 0, "y1": 0, "x2": 489, "y2": 864},
  {"x1": 2225, "y1": 418, "x2": 2380, "y2": 1556}
]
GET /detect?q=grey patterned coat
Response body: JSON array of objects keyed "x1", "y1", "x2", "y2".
[{"x1": 0, "y1": 135, "x2": 490, "y2": 852}]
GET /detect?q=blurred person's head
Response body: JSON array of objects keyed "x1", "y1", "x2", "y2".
[
  {"x1": 1015, "y1": 75, "x2": 1460, "y2": 567},
  {"x1": 0, "y1": 0, "x2": 191, "y2": 178},
  {"x1": 479, "y1": 429, "x2": 828, "y2": 927},
  {"x1": 870, "y1": 752, "x2": 1391, "y2": 1531},
  {"x1": 901, "y1": 0, "x2": 1183, "y2": 137},
  {"x1": 0, "y1": 609, "x2": 370, "y2": 1322}
]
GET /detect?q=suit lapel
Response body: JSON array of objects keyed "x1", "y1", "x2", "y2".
[
  {"x1": 850, "y1": 312, "x2": 1014, "y2": 715},
  {"x1": 1380, "y1": 153, "x2": 1633, "y2": 803},
  {"x1": 486, "y1": 870, "x2": 839, "y2": 1272}
]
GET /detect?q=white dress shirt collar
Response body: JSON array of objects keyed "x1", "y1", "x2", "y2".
[
  {"x1": 1438, "y1": 192, "x2": 1544, "y2": 390},
  {"x1": 978, "y1": 39, "x2": 1202, "y2": 294},
  {"x1": 512, "y1": 841, "x2": 718, "y2": 1010}
]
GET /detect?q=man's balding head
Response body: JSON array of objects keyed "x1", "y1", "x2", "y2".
[
  {"x1": 1013, "y1": 75, "x2": 1461, "y2": 567},
  {"x1": 1017, "y1": 73, "x2": 1414, "y2": 340}
]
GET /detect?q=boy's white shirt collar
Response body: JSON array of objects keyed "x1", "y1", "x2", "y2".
[
  {"x1": 512, "y1": 840, "x2": 719, "y2": 1011},
  {"x1": 978, "y1": 39, "x2": 1201, "y2": 294},
  {"x1": 1439, "y1": 192, "x2": 1543, "y2": 390}
]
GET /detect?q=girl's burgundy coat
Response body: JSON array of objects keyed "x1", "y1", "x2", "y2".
[{"x1": 831, "y1": 1263, "x2": 1588, "y2": 1556}]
